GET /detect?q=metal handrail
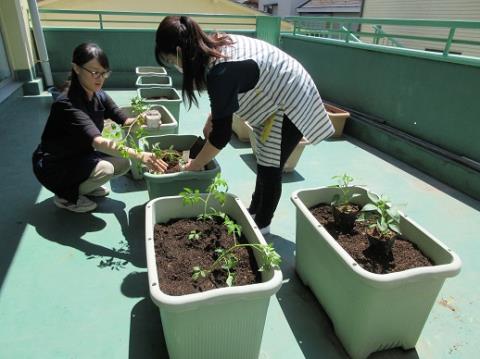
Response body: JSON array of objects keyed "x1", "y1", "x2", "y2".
[
  {"x1": 285, "y1": 16, "x2": 480, "y2": 58},
  {"x1": 38, "y1": 9, "x2": 260, "y2": 29}
]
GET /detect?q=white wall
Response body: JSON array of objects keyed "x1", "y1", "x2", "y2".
[{"x1": 362, "y1": 0, "x2": 480, "y2": 57}]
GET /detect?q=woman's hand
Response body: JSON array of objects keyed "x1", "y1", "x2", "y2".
[
  {"x1": 182, "y1": 159, "x2": 203, "y2": 172},
  {"x1": 141, "y1": 152, "x2": 168, "y2": 173},
  {"x1": 203, "y1": 113, "x2": 213, "y2": 138}
]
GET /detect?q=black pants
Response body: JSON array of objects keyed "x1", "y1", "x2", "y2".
[{"x1": 248, "y1": 115, "x2": 303, "y2": 228}]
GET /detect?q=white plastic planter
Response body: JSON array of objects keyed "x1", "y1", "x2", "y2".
[
  {"x1": 291, "y1": 186, "x2": 462, "y2": 359},
  {"x1": 232, "y1": 114, "x2": 251, "y2": 142},
  {"x1": 135, "y1": 66, "x2": 167, "y2": 76},
  {"x1": 246, "y1": 122, "x2": 309, "y2": 172},
  {"x1": 145, "y1": 193, "x2": 283, "y2": 359},
  {"x1": 135, "y1": 75, "x2": 172, "y2": 88},
  {"x1": 137, "y1": 87, "x2": 182, "y2": 123}
]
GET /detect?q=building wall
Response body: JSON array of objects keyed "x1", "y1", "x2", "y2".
[
  {"x1": 0, "y1": 0, "x2": 37, "y2": 80},
  {"x1": 362, "y1": 0, "x2": 480, "y2": 57}
]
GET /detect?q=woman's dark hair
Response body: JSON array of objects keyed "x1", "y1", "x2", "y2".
[
  {"x1": 155, "y1": 16, "x2": 233, "y2": 107},
  {"x1": 68, "y1": 43, "x2": 110, "y2": 89}
]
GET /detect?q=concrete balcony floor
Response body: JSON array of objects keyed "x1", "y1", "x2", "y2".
[{"x1": 0, "y1": 89, "x2": 478, "y2": 358}]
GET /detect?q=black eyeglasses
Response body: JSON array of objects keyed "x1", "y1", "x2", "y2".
[{"x1": 80, "y1": 66, "x2": 111, "y2": 79}]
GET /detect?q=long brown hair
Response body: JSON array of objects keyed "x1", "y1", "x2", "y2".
[{"x1": 155, "y1": 16, "x2": 233, "y2": 107}]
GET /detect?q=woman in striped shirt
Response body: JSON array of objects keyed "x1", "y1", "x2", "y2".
[{"x1": 155, "y1": 16, "x2": 334, "y2": 234}]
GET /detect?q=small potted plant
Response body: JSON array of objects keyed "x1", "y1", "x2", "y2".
[
  {"x1": 145, "y1": 175, "x2": 282, "y2": 358},
  {"x1": 358, "y1": 192, "x2": 401, "y2": 256},
  {"x1": 329, "y1": 173, "x2": 361, "y2": 233},
  {"x1": 290, "y1": 183, "x2": 462, "y2": 359},
  {"x1": 139, "y1": 134, "x2": 221, "y2": 199}
]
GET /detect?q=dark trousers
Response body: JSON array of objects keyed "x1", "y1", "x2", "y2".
[{"x1": 248, "y1": 115, "x2": 303, "y2": 228}]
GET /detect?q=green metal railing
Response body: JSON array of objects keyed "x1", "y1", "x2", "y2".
[
  {"x1": 38, "y1": 9, "x2": 281, "y2": 45},
  {"x1": 38, "y1": 9, "x2": 258, "y2": 29},
  {"x1": 284, "y1": 16, "x2": 480, "y2": 65},
  {"x1": 372, "y1": 25, "x2": 404, "y2": 48}
]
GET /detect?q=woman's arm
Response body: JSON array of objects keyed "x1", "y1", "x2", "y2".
[
  {"x1": 92, "y1": 136, "x2": 167, "y2": 173},
  {"x1": 184, "y1": 139, "x2": 221, "y2": 171}
]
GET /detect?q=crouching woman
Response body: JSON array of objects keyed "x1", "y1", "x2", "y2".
[{"x1": 32, "y1": 43, "x2": 167, "y2": 213}]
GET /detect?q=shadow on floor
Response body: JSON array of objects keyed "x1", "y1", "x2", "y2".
[
  {"x1": 229, "y1": 135, "x2": 252, "y2": 149},
  {"x1": 27, "y1": 197, "x2": 147, "y2": 269},
  {"x1": 239, "y1": 154, "x2": 305, "y2": 183},
  {"x1": 110, "y1": 173, "x2": 147, "y2": 194},
  {"x1": 121, "y1": 271, "x2": 169, "y2": 359}
]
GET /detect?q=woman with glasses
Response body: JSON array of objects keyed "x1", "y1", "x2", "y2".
[
  {"x1": 154, "y1": 16, "x2": 334, "y2": 234},
  {"x1": 32, "y1": 43, "x2": 167, "y2": 213}
]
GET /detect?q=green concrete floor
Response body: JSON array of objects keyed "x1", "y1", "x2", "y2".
[{"x1": 0, "y1": 89, "x2": 479, "y2": 359}]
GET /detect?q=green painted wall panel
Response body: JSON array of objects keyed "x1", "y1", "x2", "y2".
[
  {"x1": 280, "y1": 35, "x2": 480, "y2": 163},
  {"x1": 347, "y1": 117, "x2": 480, "y2": 200},
  {"x1": 43, "y1": 28, "x2": 255, "y2": 89}
]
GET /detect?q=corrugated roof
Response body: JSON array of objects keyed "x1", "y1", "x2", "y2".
[{"x1": 298, "y1": 0, "x2": 362, "y2": 10}]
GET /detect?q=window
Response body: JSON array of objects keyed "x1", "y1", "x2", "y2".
[{"x1": 264, "y1": 4, "x2": 278, "y2": 15}]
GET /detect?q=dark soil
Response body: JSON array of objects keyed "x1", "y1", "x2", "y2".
[
  {"x1": 310, "y1": 204, "x2": 434, "y2": 274},
  {"x1": 158, "y1": 149, "x2": 183, "y2": 173},
  {"x1": 154, "y1": 217, "x2": 260, "y2": 296}
]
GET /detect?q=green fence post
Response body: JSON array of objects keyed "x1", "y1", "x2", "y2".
[
  {"x1": 256, "y1": 16, "x2": 281, "y2": 46},
  {"x1": 444, "y1": 27, "x2": 456, "y2": 56}
]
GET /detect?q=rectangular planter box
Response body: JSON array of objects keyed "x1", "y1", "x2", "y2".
[
  {"x1": 246, "y1": 122, "x2": 309, "y2": 172},
  {"x1": 232, "y1": 114, "x2": 251, "y2": 142},
  {"x1": 135, "y1": 75, "x2": 172, "y2": 88},
  {"x1": 120, "y1": 105, "x2": 179, "y2": 180},
  {"x1": 140, "y1": 134, "x2": 221, "y2": 199},
  {"x1": 137, "y1": 87, "x2": 182, "y2": 124},
  {"x1": 291, "y1": 186, "x2": 461, "y2": 359},
  {"x1": 325, "y1": 103, "x2": 350, "y2": 138},
  {"x1": 135, "y1": 66, "x2": 167, "y2": 76},
  {"x1": 145, "y1": 193, "x2": 283, "y2": 359}
]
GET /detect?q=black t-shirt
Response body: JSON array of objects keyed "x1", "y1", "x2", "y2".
[
  {"x1": 40, "y1": 80, "x2": 127, "y2": 158},
  {"x1": 207, "y1": 59, "x2": 259, "y2": 149}
]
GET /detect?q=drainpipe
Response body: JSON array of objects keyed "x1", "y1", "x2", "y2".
[{"x1": 27, "y1": 0, "x2": 53, "y2": 87}]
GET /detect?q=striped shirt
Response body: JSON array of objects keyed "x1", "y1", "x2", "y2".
[{"x1": 214, "y1": 35, "x2": 334, "y2": 167}]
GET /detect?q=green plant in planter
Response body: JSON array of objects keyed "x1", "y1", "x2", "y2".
[
  {"x1": 359, "y1": 192, "x2": 401, "y2": 256},
  {"x1": 102, "y1": 96, "x2": 151, "y2": 160},
  {"x1": 180, "y1": 174, "x2": 281, "y2": 287},
  {"x1": 329, "y1": 173, "x2": 361, "y2": 233},
  {"x1": 130, "y1": 95, "x2": 150, "y2": 116}
]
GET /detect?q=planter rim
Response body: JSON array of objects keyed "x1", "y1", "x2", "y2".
[
  {"x1": 135, "y1": 75, "x2": 173, "y2": 88},
  {"x1": 135, "y1": 66, "x2": 167, "y2": 76},
  {"x1": 324, "y1": 103, "x2": 351, "y2": 118},
  {"x1": 137, "y1": 87, "x2": 182, "y2": 101},
  {"x1": 145, "y1": 193, "x2": 283, "y2": 310},
  {"x1": 119, "y1": 105, "x2": 178, "y2": 127},
  {"x1": 139, "y1": 134, "x2": 219, "y2": 179},
  {"x1": 291, "y1": 186, "x2": 462, "y2": 286}
]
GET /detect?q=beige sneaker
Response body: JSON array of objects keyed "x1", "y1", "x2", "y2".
[
  {"x1": 86, "y1": 185, "x2": 110, "y2": 197},
  {"x1": 54, "y1": 195, "x2": 97, "y2": 213}
]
